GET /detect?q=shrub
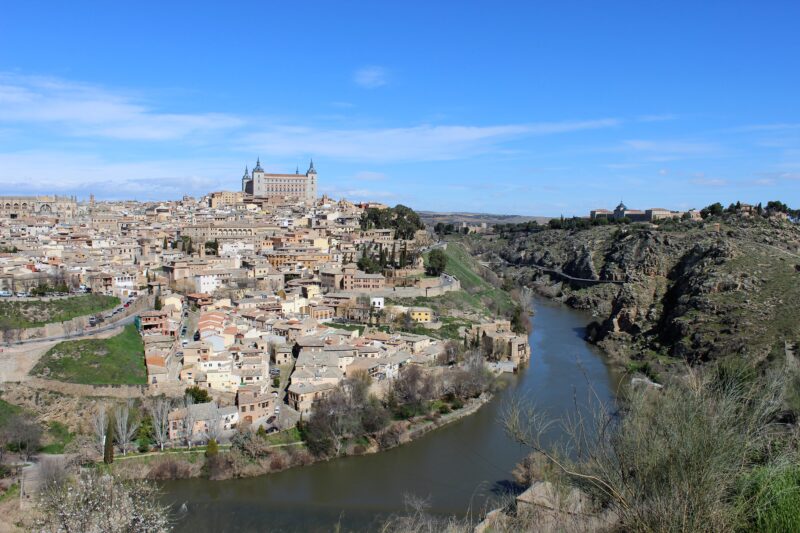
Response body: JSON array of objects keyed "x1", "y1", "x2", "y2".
[
  {"x1": 146, "y1": 458, "x2": 192, "y2": 480},
  {"x1": 503, "y1": 365, "x2": 790, "y2": 532},
  {"x1": 378, "y1": 424, "x2": 403, "y2": 451},
  {"x1": 269, "y1": 453, "x2": 286, "y2": 471},
  {"x1": 205, "y1": 438, "x2": 219, "y2": 457},
  {"x1": 739, "y1": 462, "x2": 800, "y2": 532}
]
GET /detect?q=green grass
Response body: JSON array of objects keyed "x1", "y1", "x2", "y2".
[
  {"x1": 739, "y1": 463, "x2": 800, "y2": 532},
  {"x1": 436, "y1": 243, "x2": 517, "y2": 316},
  {"x1": 31, "y1": 323, "x2": 146, "y2": 385},
  {"x1": 0, "y1": 398, "x2": 22, "y2": 428},
  {"x1": 0, "y1": 483, "x2": 19, "y2": 503},
  {"x1": 435, "y1": 243, "x2": 487, "y2": 292},
  {"x1": 40, "y1": 421, "x2": 75, "y2": 454},
  {"x1": 264, "y1": 427, "x2": 303, "y2": 446},
  {"x1": 0, "y1": 294, "x2": 119, "y2": 329}
]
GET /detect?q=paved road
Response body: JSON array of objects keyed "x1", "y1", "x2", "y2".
[{"x1": 4, "y1": 313, "x2": 136, "y2": 348}]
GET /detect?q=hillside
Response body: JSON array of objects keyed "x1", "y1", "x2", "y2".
[
  {"x1": 418, "y1": 211, "x2": 549, "y2": 227},
  {"x1": 0, "y1": 294, "x2": 119, "y2": 330},
  {"x1": 464, "y1": 214, "x2": 800, "y2": 372}
]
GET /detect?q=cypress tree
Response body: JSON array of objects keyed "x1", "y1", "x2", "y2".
[
  {"x1": 103, "y1": 417, "x2": 115, "y2": 464},
  {"x1": 390, "y1": 243, "x2": 396, "y2": 267},
  {"x1": 205, "y1": 438, "x2": 219, "y2": 458}
]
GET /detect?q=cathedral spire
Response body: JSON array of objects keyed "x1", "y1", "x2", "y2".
[{"x1": 308, "y1": 158, "x2": 316, "y2": 173}]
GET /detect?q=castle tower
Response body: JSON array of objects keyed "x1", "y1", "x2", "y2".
[
  {"x1": 306, "y1": 159, "x2": 317, "y2": 203},
  {"x1": 241, "y1": 166, "x2": 250, "y2": 192}
]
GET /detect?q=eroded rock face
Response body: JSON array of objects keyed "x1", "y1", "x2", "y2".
[{"x1": 469, "y1": 215, "x2": 800, "y2": 365}]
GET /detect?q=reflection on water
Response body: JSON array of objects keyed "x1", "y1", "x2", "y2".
[{"x1": 162, "y1": 297, "x2": 621, "y2": 532}]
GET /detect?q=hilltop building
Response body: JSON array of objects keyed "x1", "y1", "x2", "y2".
[
  {"x1": 0, "y1": 195, "x2": 78, "y2": 220},
  {"x1": 241, "y1": 158, "x2": 317, "y2": 204},
  {"x1": 590, "y1": 201, "x2": 701, "y2": 222}
]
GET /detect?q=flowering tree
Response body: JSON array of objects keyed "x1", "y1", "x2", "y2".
[{"x1": 35, "y1": 471, "x2": 170, "y2": 532}]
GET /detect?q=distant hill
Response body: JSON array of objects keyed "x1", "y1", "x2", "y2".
[{"x1": 418, "y1": 211, "x2": 550, "y2": 228}]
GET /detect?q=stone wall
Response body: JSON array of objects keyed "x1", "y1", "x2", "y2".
[
  {"x1": 24, "y1": 377, "x2": 185, "y2": 399},
  {"x1": 8, "y1": 295, "x2": 152, "y2": 343}
]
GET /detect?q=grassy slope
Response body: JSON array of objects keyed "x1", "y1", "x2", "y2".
[
  {"x1": 31, "y1": 323, "x2": 146, "y2": 385},
  {"x1": 0, "y1": 294, "x2": 119, "y2": 329},
  {"x1": 0, "y1": 398, "x2": 22, "y2": 428},
  {"x1": 420, "y1": 243, "x2": 516, "y2": 317}
]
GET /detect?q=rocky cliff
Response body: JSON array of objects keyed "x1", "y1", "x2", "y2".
[{"x1": 466, "y1": 215, "x2": 800, "y2": 369}]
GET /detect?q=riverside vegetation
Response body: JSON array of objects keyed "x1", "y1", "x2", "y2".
[{"x1": 416, "y1": 201, "x2": 800, "y2": 532}]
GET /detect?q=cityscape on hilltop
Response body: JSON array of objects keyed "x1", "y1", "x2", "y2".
[{"x1": 2, "y1": 2, "x2": 800, "y2": 532}]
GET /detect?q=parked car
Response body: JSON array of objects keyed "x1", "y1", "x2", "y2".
[{"x1": 266, "y1": 415, "x2": 276, "y2": 424}]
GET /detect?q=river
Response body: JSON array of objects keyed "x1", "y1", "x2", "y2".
[{"x1": 161, "y1": 297, "x2": 622, "y2": 532}]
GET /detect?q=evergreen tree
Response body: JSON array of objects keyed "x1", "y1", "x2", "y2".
[
  {"x1": 103, "y1": 417, "x2": 115, "y2": 464},
  {"x1": 154, "y1": 294, "x2": 162, "y2": 311},
  {"x1": 379, "y1": 244, "x2": 387, "y2": 267},
  {"x1": 205, "y1": 438, "x2": 219, "y2": 457},
  {"x1": 163, "y1": 236, "x2": 168, "y2": 249},
  {"x1": 390, "y1": 243, "x2": 396, "y2": 267},
  {"x1": 399, "y1": 244, "x2": 407, "y2": 268}
]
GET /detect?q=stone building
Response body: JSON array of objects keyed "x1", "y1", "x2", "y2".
[
  {"x1": 0, "y1": 195, "x2": 78, "y2": 220},
  {"x1": 241, "y1": 158, "x2": 318, "y2": 204}
]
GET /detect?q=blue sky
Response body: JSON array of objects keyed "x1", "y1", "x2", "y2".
[{"x1": 0, "y1": 1, "x2": 798, "y2": 216}]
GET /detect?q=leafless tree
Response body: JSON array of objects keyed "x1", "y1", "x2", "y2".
[
  {"x1": 183, "y1": 394, "x2": 197, "y2": 448},
  {"x1": 39, "y1": 456, "x2": 68, "y2": 492},
  {"x1": 7, "y1": 415, "x2": 41, "y2": 461},
  {"x1": 205, "y1": 402, "x2": 223, "y2": 443},
  {"x1": 91, "y1": 405, "x2": 108, "y2": 452},
  {"x1": 114, "y1": 401, "x2": 140, "y2": 455},
  {"x1": 147, "y1": 397, "x2": 172, "y2": 451}
]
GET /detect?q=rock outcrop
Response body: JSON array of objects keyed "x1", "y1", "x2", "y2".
[{"x1": 468, "y1": 215, "x2": 800, "y2": 368}]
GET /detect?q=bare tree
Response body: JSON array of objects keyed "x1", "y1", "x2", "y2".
[
  {"x1": 183, "y1": 394, "x2": 197, "y2": 448},
  {"x1": 7, "y1": 415, "x2": 41, "y2": 462},
  {"x1": 91, "y1": 405, "x2": 108, "y2": 452},
  {"x1": 147, "y1": 397, "x2": 172, "y2": 451},
  {"x1": 114, "y1": 401, "x2": 140, "y2": 455},
  {"x1": 39, "y1": 456, "x2": 68, "y2": 492},
  {"x1": 205, "y1": 402, "x2": 223, "y2": 443}
]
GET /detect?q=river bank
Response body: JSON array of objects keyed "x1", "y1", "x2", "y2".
[
  {"x1": 111, "y1": 392, "x2": 495, "y2": 483},
  {"x1": 160, "y1": 297, "x2": 621, "y2": 532}
]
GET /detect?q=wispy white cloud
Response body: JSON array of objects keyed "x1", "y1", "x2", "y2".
[
  {"x1": 690, "y1": 176, "x2": 728, "y2": 187},
  {"x1": 353, "y1": 66, "x2": 388, "y2": 89},
  {"x1": 622, "y1": 139, "x2": 721, "y2": 161},
  {"x1": 352, "y1": 171, "x2": 388, "y2": 181},
  {"x1": 0, "y1": 73, "x2": 244, "y2": 140},
  {"x1": 0, "y1": 151, "x2": 235, "y2": 199},
  {"x1": 637, "y1": 114, "x2": 677, "y2": 122},
  {"x1": 244, "y1": 119, "x2": 619, "y2": 162}
]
